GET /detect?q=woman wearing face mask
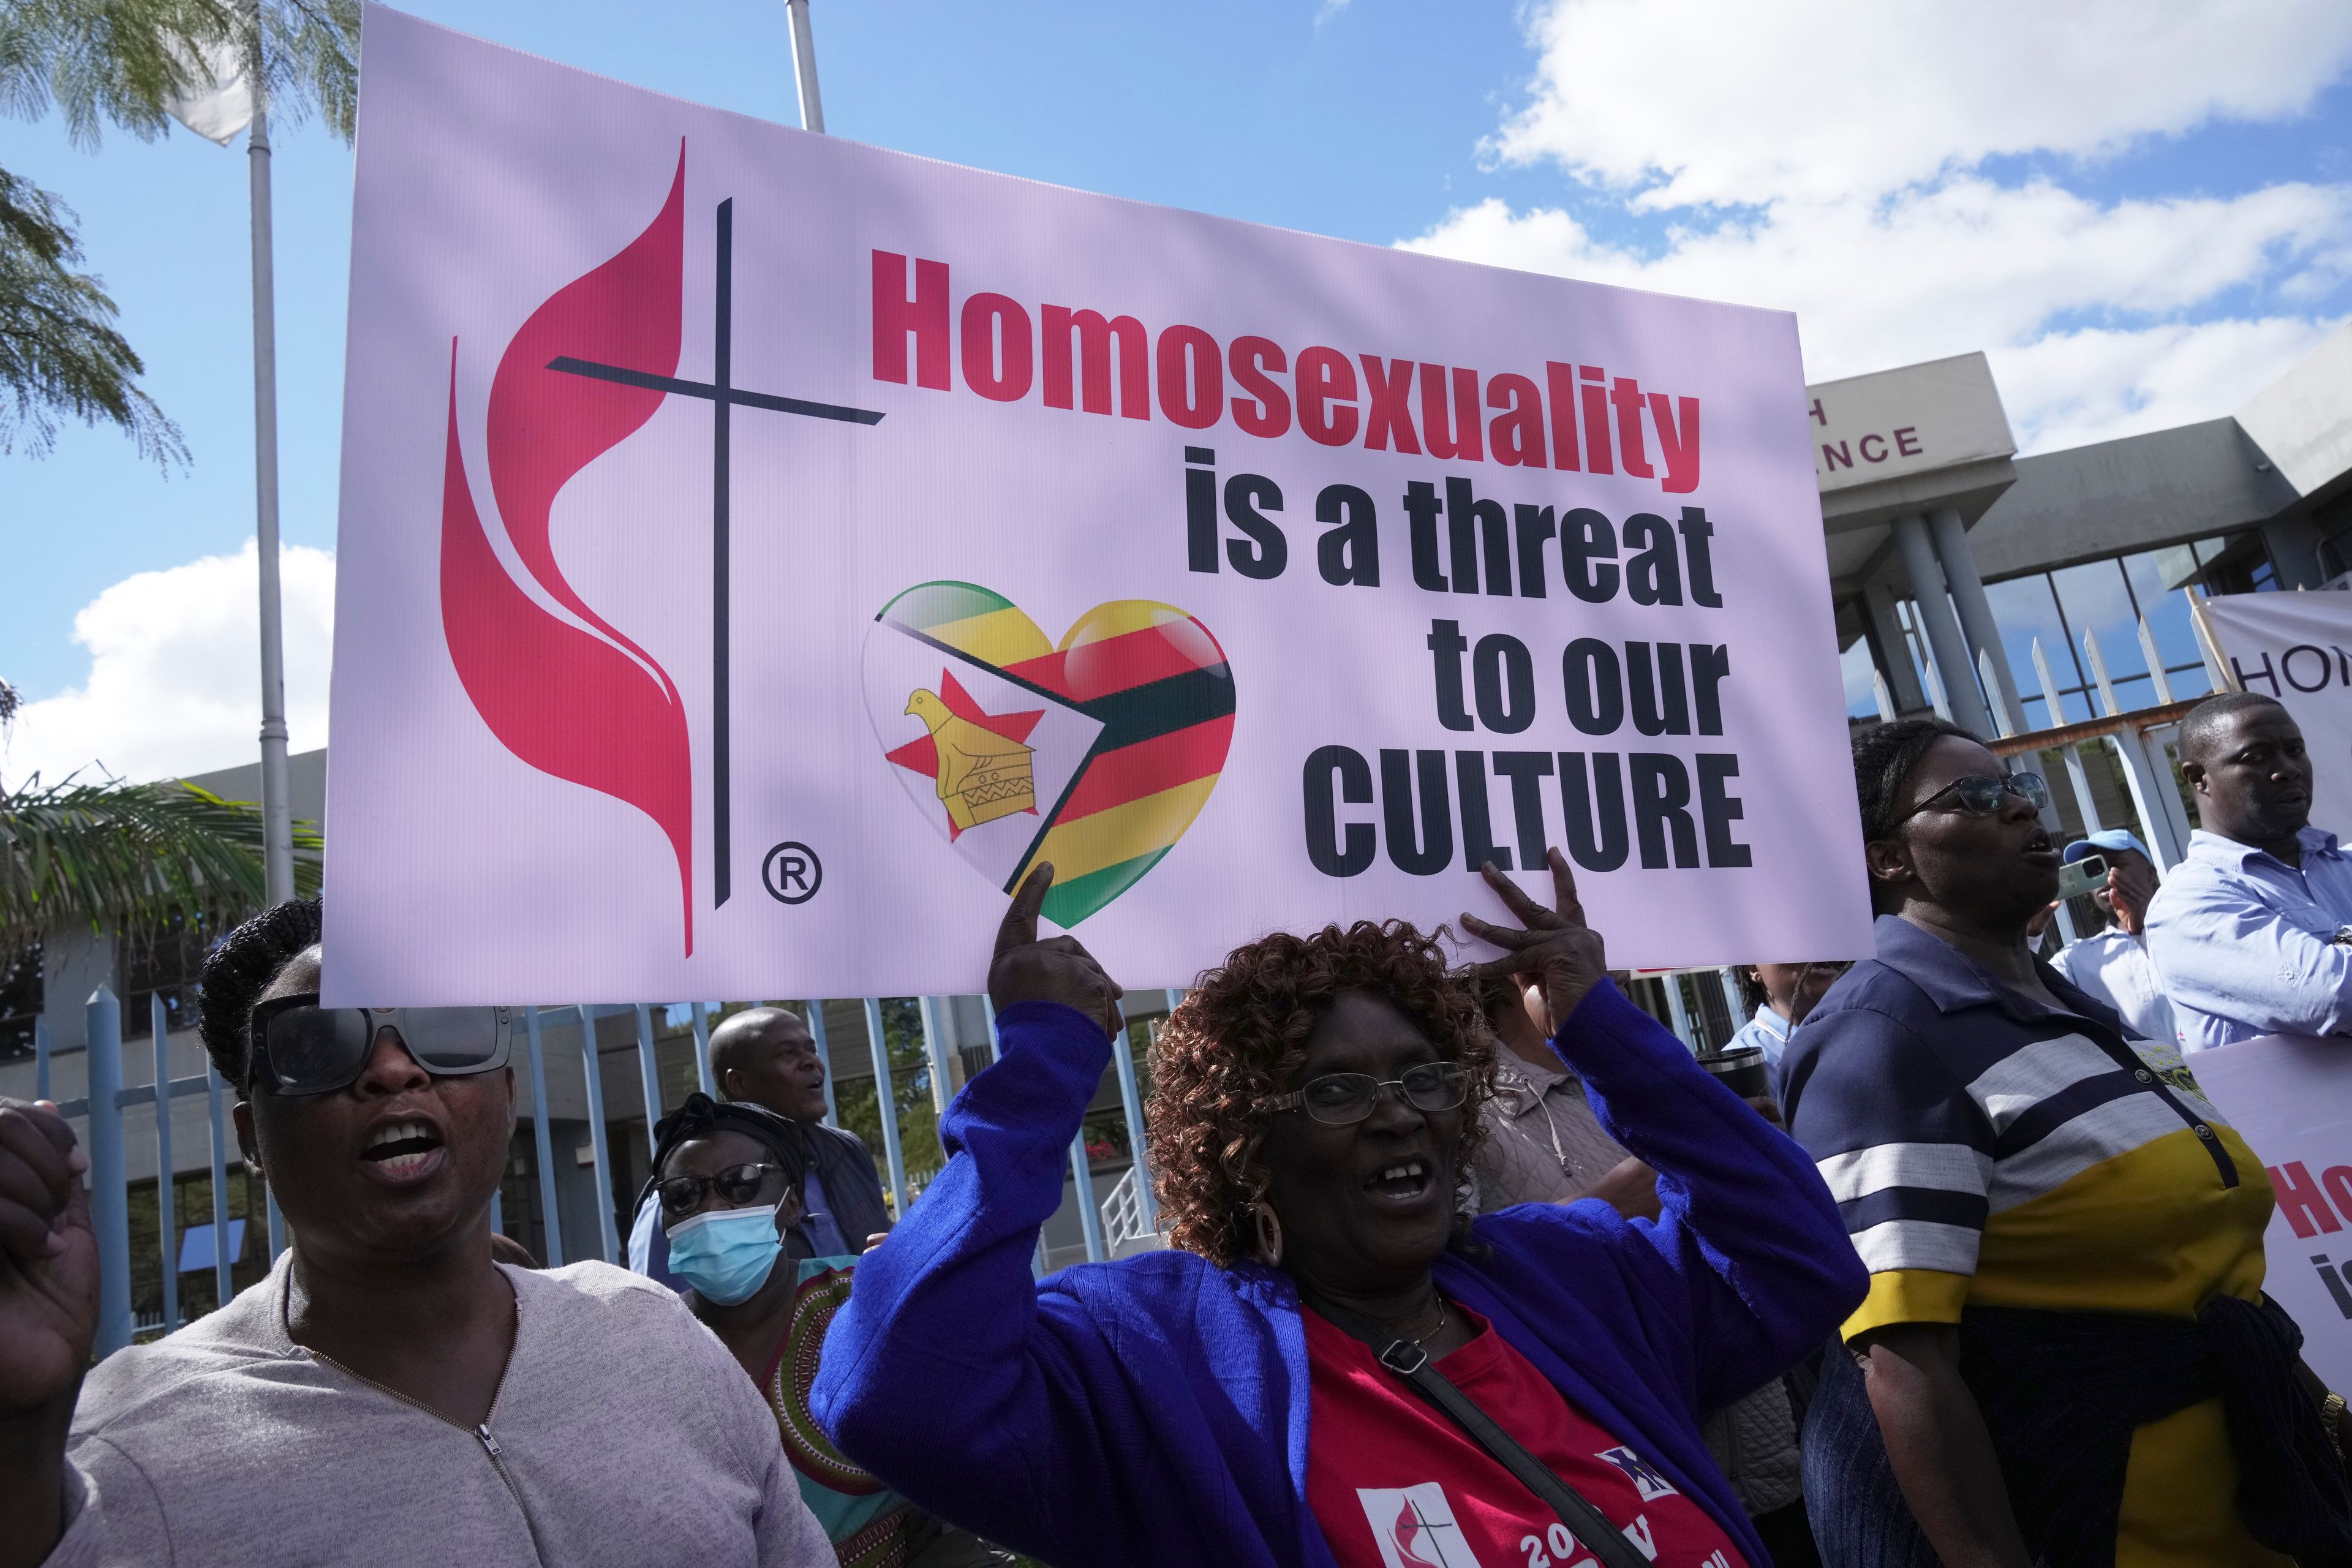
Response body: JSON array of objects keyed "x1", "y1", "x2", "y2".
[
  {"x1": 652, "y1": 1094, "x2": 1008, "y2": 1568},
  {"x1": 1783, "y1": 720, "x2": 2352, "y2": 1568},
  {"x1": 0, "y1": 899, "x2": 831, "y2": 1567},
  {"x1": 811, "y1": 856, "x2": 1866, "y2": 1568}
]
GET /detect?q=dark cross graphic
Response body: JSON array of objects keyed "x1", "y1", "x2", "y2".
[{"x1": 551, "y1": 198, "x2": 884, "y2": 907}]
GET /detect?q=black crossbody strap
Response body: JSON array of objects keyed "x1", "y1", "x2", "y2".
[{"x1": 1307, "y1": 1300, "x2": 1655, "y2": 1568}]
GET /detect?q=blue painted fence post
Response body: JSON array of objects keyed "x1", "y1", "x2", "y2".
[
  {"x1": 1661, "y1": 974, "x2": 1696, "y2": 1052},
  {"x1": 918, "y1": 997, "x2": 956, "y2": 1146},
  {"x1": 206, "y1": 1066, "x2": 233, "y2": 1308},
  {"x1": 862, "y1": 998, "x2": 910, "y2": 1218},
  {"x1": 1108, "y1": 1006, "x2": 1157, "y2": 1240},
  {"x1": 86, "y1": 986, "x2": 132, "y2": 1357},
  {"x1": 151, "y1": 995, "x2": 177, "y2": 1334},
  {"x1": 523, "y1": 1007, "x2": 564, "y2": 1267},
  {"x1": 1069, "y1": 1127, "x2": 1107, "y2": 1264},
  {"x1": 574, "y1": 1005, "x2": 620, "y2": 1264},
  {"x1": 804, "y1": 1001, "x2": 839, "y2": 1127},
  {"x1": 634, "y1": 1005, "x2": 664, "y2": 1136},
  {"x1": 688, "y1": 1003, "x2": 717, "y2": 1097}
]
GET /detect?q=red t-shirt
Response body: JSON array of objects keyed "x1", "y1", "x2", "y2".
[{"x1": 1303, "y1": 1305, "x2": 1747, "y2": 1568}]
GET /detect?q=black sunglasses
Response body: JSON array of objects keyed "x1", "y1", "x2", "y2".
[
  {"x1": 657, "y1": 1163, "x2": 788, "y2": 1214},
  {"x1": 1262, "y1": 1062, "x2": 1470, "y2": 1126},
  {"x1": 247, "y1": 993, "x2": 513, "y2": 1096},
  {"x1": 1891, "y1": 771, "x2": 2051, "y2": 829}
]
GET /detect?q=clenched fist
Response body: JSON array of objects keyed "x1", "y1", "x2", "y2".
[{"x1": 0, "y1": 1098, "x2": 96, "y2": 1421}]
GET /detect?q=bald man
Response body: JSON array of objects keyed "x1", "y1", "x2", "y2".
[
  {"x1": 2144, "y1": 692, "x2": 2352, "y2": 1051},
  {"x1": 628, "y1": 1008, "x2": 892, "y2": 1287}
]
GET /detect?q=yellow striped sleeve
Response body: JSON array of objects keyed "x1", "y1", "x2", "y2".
[{"x1": 1841, "y1": 1268, "x2": 1973, "y2": 1341}]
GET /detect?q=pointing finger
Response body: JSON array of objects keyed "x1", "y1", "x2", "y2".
[{"x1": 997, "y1": 862, "x2": 1054, "y2": 959}]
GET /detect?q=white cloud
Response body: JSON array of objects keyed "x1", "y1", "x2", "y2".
[
  {"x1": 1991, "y1": 315, "x2": 2348, "y2": 452},
  {"x1": 1, "y1": 540, "x2": 334, "y2": 789},
  {"x1": 1495, "y1": 0, "x2": 2352, "y2": 206},
  {"x1": 1404, "y1": 0, "x2": 2352, "y2": 454},
  {"x1": 1404, "y1": 181, "x2": 2351, "y2": 447}
]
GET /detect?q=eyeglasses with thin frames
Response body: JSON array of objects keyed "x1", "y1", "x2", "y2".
[{"x1": 1261, "y1": 1062, "x2": 1470, "y2": 1126}]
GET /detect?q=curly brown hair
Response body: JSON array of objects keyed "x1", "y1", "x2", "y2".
[{"x1": 1145, "y1": 919, "x2": 1498, "y2": 1267}]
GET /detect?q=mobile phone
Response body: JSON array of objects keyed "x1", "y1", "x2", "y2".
[{"x1": 2056, "y1": 853, "x2": 2108, "y2": 903}]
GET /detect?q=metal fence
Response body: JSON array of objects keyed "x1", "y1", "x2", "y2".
[{"x1": 36, "y1": 986, "x2": 1181, "y2": 1359}]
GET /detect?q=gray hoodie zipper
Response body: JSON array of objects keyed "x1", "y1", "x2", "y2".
[{"x1": 292, "y1": 1286, "x2": 539, "y2": 1560}]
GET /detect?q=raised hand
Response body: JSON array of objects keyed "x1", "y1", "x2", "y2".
[
  {"x1": 989, "y1": 863, "x2": 1125, "y2": 1039},
  {"x1": 0, "y1": 1099, "x2": 97, "y2": 1419},
  {"x1": 1462, "y1": 848, "x2": 1609, "y2": 1034},
  {"x1": 2104, "y1": 856, "x2": 2158, "y2": 937}
]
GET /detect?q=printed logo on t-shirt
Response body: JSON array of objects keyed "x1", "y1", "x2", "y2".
[
  {"x1": 1355, "y1": 1483, "x2": 1488, "y2": 1568},
  {"x1": 2127, "y1": 1037, "x2": 2215, "y2": 1106},
  {"x1": 1594, "y1": 1447, "x2": 1678, "y2": 1502}
]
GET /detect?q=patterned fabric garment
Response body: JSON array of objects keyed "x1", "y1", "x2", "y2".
[
  {"x1": 1471, "y1": 1051, "x2": 1804, "y2": 1520},
  {"x1": 1785, "y1": 914, "x2": 2287, "y2": 1568},
  {"x1": 767, "y1": 1258, "x2": 914, "y2": 1568}
]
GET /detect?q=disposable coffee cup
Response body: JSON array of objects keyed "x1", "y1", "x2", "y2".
[{"x1": 1695, "y1": 1045, "x2": 1769, "y2": 1099}]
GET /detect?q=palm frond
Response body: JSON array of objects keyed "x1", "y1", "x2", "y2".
[
  {"x1": 0, "y1": 773, "x2": 322, "y2": 941},
  {"x1": 0, "y1": 165, "x2": 186, "y2": 465},
  {"x1": 0, "y1": 0, "x2": 360, "y2": 148}
]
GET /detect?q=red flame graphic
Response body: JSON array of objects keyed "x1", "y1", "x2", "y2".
[
  {"x1": 439, "y1": 149, "x2": 696, "y2": 952},
  {"x1": 1389, "y1": 1498, "x2": 1444, "y2": 1568}
]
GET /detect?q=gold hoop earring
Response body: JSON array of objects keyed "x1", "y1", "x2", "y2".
[{"x1": 1247, "y1": 1200, "x2": 1283, "y2": 1268}]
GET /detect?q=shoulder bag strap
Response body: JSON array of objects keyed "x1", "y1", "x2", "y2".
[{"x1": 1306, "y1": 1298, "x2": 1655, "y2": 1568}]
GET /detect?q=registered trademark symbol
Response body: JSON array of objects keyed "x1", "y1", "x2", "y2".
[{"x1": 763, "y1": 841, "x2": 823, "y2": 905}]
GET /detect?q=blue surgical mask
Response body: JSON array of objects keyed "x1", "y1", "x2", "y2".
[{"x1": 665, "y1": 1199, "x2": 786, "y2": 1305}]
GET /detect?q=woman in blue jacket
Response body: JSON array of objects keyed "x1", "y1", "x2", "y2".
[{"x1": 813, "y1": 853, "x2": 1867, "y2": 1568}]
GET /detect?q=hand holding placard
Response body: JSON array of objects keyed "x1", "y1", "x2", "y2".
[
  {"x1": 1461, "y1": 848, "x2": 1610, "y2": 1034},
  {"x1": 989, "y1": 864, "x2": 1126, "y2": 1040}
]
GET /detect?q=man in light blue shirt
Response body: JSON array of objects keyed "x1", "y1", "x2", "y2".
[
  {"x1": 2050, "y1": 829, "x2": 2179, "y2": 1047},
  {"x1": 2144, "y1": 692, "x2": 2352, "y2": 1052}
]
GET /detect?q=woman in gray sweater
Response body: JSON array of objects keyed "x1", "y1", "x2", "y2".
[{"x1": 0, "y1": 899, "x2": 831, "y2": 1568}]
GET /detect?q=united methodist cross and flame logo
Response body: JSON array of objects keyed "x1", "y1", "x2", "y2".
[{"x1": 439, "y1": 147, "x2": 1234, "y2": 951}]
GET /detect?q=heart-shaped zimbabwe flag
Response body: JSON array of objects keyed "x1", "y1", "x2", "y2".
[{"x1": 864, "y1": 582, "x2": 1235, "y2": 927}]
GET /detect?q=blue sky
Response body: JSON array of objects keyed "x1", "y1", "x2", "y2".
[{"x1": 5, "y1": 0, "x2": 2350, "y2": 782}]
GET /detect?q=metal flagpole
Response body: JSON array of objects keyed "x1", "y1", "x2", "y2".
[
  {"x1": 246, "y1": 13, "x2": 294, "y2": 904},
  {"x1": 786, "y1": 0, "x2": 827, "y2": 133}
]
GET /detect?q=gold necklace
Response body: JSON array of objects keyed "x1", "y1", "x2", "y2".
[{"x1": 1365, "y1": 1289, "x2": 1448, "y2": 1345}]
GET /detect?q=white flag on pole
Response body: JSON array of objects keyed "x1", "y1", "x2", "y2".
[{"x1": 164, "y1": 38, "x2": 254, "y2": 145}]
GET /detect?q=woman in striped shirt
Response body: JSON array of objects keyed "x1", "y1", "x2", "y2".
[{"x1": 1783, "y1": 718, "x2": 2351, "y2": 1567}]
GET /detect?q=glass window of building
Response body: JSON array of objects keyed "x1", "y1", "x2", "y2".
[{"x1": 1850, "y1": 534, "x2": 2272, "y2": 731}]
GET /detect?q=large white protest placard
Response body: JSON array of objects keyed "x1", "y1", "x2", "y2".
[
  {"x1": 2187, "y1": 1033, "x2": 2352, "y2": 1394},
  {"x1": 323, "y1": 7, "x2": 1871, "y2": 1004},
  {"x1": 2198, "y1": 592, "x2": 2352, "y2": 841}
]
